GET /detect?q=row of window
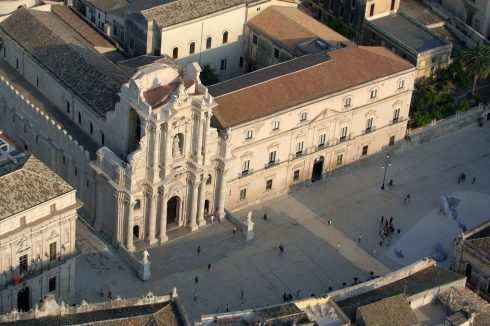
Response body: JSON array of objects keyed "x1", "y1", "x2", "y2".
[
  {"x1": 19, "y1": 252, "x2": 57, "y2": 292},
  {"x1": 244, "y1": 108, "x2": 401, "y2": 141},
  {"x1": 172, "y1": 31, "x2": 229, "y2": 59},
  {"x1": 241, "y1": 135, "x2": 396, "y2": 177}
]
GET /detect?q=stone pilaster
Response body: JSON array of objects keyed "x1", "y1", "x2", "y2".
[
  {"x1": 159, "y1": 188, "x2": 168, "y2": 243},
  {"x1": 147, "y1": 191, "x2": 158, "y2": 245},
  {"x1": 126, "y1": 201, "x2": 135, "y2": 251},
  {"x1": 114, "y1": 190, "x2": 126, "y2": 246},
  {"x1": 94, "y1": 173, "x2": 103, "y2": 231},
  {"x1": 188, "y1": 177, "x2": 199, "y2": 231},
  {"x1": 216, "y1": 163, "x2": 227, "y2": 221},
  {"x1": 197, "y1": 175, "x2": 206, "y2": 227}
]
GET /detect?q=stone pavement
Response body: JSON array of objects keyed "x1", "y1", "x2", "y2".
[{"x1": 71, "y1": 123, "x2": 490, "y2": 321}]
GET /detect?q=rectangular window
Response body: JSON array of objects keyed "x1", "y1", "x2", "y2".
[
  {"x1": 101, "y1": 132, "x2": 105, "y2": 145},
  {"x1": 49, "y1": 242, "x2": 57, "y2": 261},
  {"x1": 370, "y1": 89, "x2": 377, "y2": 98},
  {"x1": 393, "y1": 108, "x2": 400, "y2": 122},
  {"x1": 349, "y1": 13, "x2": 354, "y2": 24},
  {"x1": 273, "y1": 48, "x2": 280, "y2": 59},
  {"x1": 20, "y1": 216, "x2": 26, "y2": 225},
  {"x1": 36, "y1": 77, "x2": 39, "y2": 88},
  {"x1": 49, "y1": 277, "x2": 56, "y2": 292},
  {"x1": 239, "y1": 57, "x2": 244, "y2": 67},
  {"x1": 351, "y1": 0, "x2": 356, "y2": 8},
  {"x1": 369, "y1": 3, "x2": 375, "y2": 17},
  {"x1": 66, "y1": 101, "x2": 70, "y2": 113},
  {"x1": 340, "y1": 126, "x2": 348, "y2": 140},
  {"x1": 3, "y1": 47, "x2": 5, "y2": 57},
  {"x1": 339, "y1": 7, "x2": 344, "y2": 17},
  {"x1": 220, "y1": 58, "x2": 227, "y2": 71},
  {"x1": 78, "y1": 112, "x2": 82, "y2": 124},
  {"x1": 266, "y1": 179, "x2": 273, "y2": 191},
  {"x1": 390, "y1": 0, "x2": 395, "y2": 11},
  {"x1": 240, "y1": 188, "x2": 247, "y2": 200},
  {"x1": 337, "y1": 154, "x2": 343, "y2": 165},
  {"x1": 19, "y1": 254, "x2": 28, "y2": 273},
  {"x1": 319, "y1": 134, "x2": 326, "y2": 147},
  {"x1": 366, "y1": 118, "x2": 373, "y2": 132},
  {"x1": 50, "y1": 203, "x2": 56, "y2": 213},
  {"x1": 293, "y1": 169, "x2": 300, "y2": 181},
  {"x1": 296, "y1": 141, "x2": 304, "y2": 155},
  {"x1": 16, "y1": 58, "x2": 19, "y2": 69},
  {"x1": 252, "y1": 34, "x2": 258, "y2": 45},
  {"x1": 242, "y1": 160, "x2": 250, "y2": 174},
  {"x1": 129, "y1": 37, "x2": 134, "y2": 49},
  {"x1": 89, "y1": 122, "x2": 93, "y2": 134},
  {"x1": 245, "y1": 130, "x2": 253, "y2": 139},
  {"x1": 272, "y1": 121, "x2": 280, "y2": 130},
  {"x1": 269, "y1": 151, "x2": 276, "y2": 164},
  {"x1": 329, "y1": 0, "x2": 334, "y2": 10},
  {"x1": 362, "y1": 145, "x2": 368, "y2": 156},
  {"x1": 389, "y1": 135, "x2": 395, "y2": 146}
]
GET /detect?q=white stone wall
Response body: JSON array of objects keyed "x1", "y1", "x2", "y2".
[{"x1": 224, "y1": 69, "x2": 415, "y2": 210}]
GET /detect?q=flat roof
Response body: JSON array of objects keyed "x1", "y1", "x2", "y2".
[{"x1": 370, "y1": 14, "x2": 446, "y2": 53}]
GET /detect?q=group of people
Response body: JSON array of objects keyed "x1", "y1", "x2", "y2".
[
  {"x1": 379, "y1": 216, "x2": 399, "y2": 247},
  {"x1": 457, "y1": 172, "x2": 476, "y2": 184}
]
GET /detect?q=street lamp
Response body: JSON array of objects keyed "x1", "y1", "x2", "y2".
[{"x1": 381, "y1": 155, "x2": 391, "y2": 190}]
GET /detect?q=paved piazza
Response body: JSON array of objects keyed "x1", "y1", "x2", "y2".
[{"x1": 72, "y1": 123, "x2": 490, "y2": 320}]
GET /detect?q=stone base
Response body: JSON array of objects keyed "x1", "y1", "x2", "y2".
[
  {"x1": 159, "y1": 235, "x2": 168, "y2": 244},
  {"x1": 147, "y1": 238, "x2": 158, "y2": 246},
  {"x1": 126, "y1": 244, "x2": 135, "y2": 252},
  {"x1": 190, "y1": 224, "x2": 199, "y2": 232},
  {"x1": 198, "y1": 219, "x2": 207, "y2": 227}
]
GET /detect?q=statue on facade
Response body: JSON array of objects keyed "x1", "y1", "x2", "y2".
[
  {"x1": 172, "y1": 136, "x2": 180, "y2": 157},
  {"x1": 142, "y1": 250, "x2": 150, "y2": 264}
]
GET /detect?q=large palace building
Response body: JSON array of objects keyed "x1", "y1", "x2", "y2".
[{"x1": 0, "y1": 4, "x2": 415, "y2": 253}]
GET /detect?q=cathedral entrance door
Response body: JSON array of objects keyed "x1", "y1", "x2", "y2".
[
  {"x1": 167, "y1": 196, "x2": 180, "y2": 225},
  {"x1": 17, "y1": 286, "x2": 30, "y2": 312},
  {"x1": 311, "y1": 156, "x2": 324, "y2": 182}
]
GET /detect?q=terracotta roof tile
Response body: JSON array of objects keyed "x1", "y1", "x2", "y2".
[
  {"x1": 248, "y1": 6, "x2": 351, "y2": 53},
  {"x1": 210, "y1": 46, "x2": 414, "y2": 128}
]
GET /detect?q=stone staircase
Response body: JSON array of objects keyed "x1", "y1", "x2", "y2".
[{"x1": 153, "y1": 235, "x2": 247, "y2": 276}]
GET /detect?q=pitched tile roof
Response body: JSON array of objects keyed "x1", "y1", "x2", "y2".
[
  {"x1": 358, "y1": 294, "x2": 419, "y2": 326},
  {"x1": 0, "y1": 155, "x2": 73, "y2": 220},
  {"x1": 0, "y1": 7, "x2": 129, "y2": 118},
  {"x1": 439, "y1": 287, "x2": 490, "y2": 326},
  {"x1": 209, "y1": 46, "x2": 414, "y2": 128},
  {"x1": 128, "y1": 0, "x2": 248, "y2": 28},
  {"x1": 86, "y1": 0, "x2": 130, "y2": 13},
  {"x1": 248, "y1": 6, "x2": 351, "y2": 53}
]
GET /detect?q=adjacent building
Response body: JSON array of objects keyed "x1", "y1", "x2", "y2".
[
  {"x1": 362, "y1": 12, "x2": 452, "y2": 79},
  {"x1": 0, "y1": 133, "x2": 79, "y2": 314},
  {"x1": 245, "y1": 5, "x2": 352, "y2": 70},
  {"x1": 451, "y1": 219, "x2": 490, "y2": 301},
  {"x1": 439, "y1": 0, "x2": 490, "y2": 39}
]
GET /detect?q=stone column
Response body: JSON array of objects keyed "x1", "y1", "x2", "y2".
[
  {"x1": 202, "y1": 113, "x2": 211, "y2": 165},
  {"x1": 147, "y1": 192, "x2": 158, "y2": 245},
  {"x1": 164, "y1": 124, "x2": 171, "y2": 176},
  {"x1": 159, "y1": 190, "x2": 168, "y2": 243},
  {"x1": 114, "y1": 190, "x2": 125, "y2": 246},
  {"x1": 216, "y1": 164, "x2": 226, "y2": 221},
  {"x1": 196, "y1": 115, "x2": 203, "y2": 159},
  {"x1": 152, "y1": 124, "x2": 161, "y2": 169},
  {"x1": 189, "y1": 178, "x2": 199, "y2": 231},
  {"x1": 126, "y1": 201, "x2": 135, "y2": 251},
  {"x1": 197, "y1": 175, "x2": 206, "y2": 227}
]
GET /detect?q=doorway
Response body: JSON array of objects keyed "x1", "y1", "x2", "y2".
[
  {"x1": 464, "y1": 263, "x2": 472, "y2": 280},
  {"x1": 311, "y1": 156, "x2": 324, "y2": 182},
  {"x1": 17, "y1": 287, "x2": 30, "y2": 312},
  {"x1": 133, "y1": 225, "x2": 140, "y2": 239},
  {"x1": 204, "y1": 200, "x2": 210, "y2": 215},
  {"x1": 167, "y1": 196, "x2": 180, "y2": 224}
]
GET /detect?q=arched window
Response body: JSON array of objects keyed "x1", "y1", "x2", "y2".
[
  {"x1": 206, "y1": 37, "x2": 212, "y2": 50},
  {"x1": 189, "y1": 42, "x2": 195, "y2": 55},
  {"x1": 222, "y1": 31, "x2": 228, "y2": 44},
  {"x1": 134, "y1": 200, "x2": 141, "y2": 210},
  {"x1": 172, "y1": 47, "x2": 179, "y2": 59}
]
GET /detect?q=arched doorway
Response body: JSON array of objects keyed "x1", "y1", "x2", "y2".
[
  {"x1": 311, "y1": 156, "x2": 324, "y2": 182},
  {"x1": 204, "y1": 200, "x2": 210, "y2": 215},
  {"x1": 133, "y1": 225, "x2": 140, "y2": 239},
  {"x1": 17, "y1": 287, "x2": 30, "y2": 312},
  {"x1": 464, "y1": 263, "x2": 472, "y2": 280},
  {"x1": 167, "y1": 196, "x2": 180, "y2": 225}
]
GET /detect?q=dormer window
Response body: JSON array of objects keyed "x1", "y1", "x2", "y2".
[
  {"x1": 344, "y1": 97, "x2": 352, "y2": 108},
  {"x1": 245, "y1": 130, "x2": 253, "y2": 139},
  {"x1": 300, "y1": 112, "x2": 307, "y2": 122},
  {"x1": 370, "y1": 89, "x2": 377, "y2": 99}
]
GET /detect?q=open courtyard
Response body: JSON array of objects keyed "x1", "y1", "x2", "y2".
[{"x1": 71, "y1": 122, "x2": 490, "y2": 321}]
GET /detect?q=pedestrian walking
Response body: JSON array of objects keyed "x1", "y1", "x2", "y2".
[
  {"x1": 373, "y1": 249, "x2": 377, "y2": 256},
  {"x1": 389, "y1": 216, "x2": 393, "y2": 223},
  {"x1": 462, "y1": 173, "x2": 466, "y2": 182},
  {"x1": 283, "y1": 293, "x2": 288, "y2": 302},
  {"x1": 241, "y1": 289, "x2": 244, "y2": 300},
  {"x1": 381, "y1": 216, "x2": 384, "y2": 224},
  {"x1": 108, "y1": 290, "x2": 112, "y2": 300},
  {"x1": 336, "y1": 242, "x2": 341, "y2": 252},
  {"x1": 296, "y1": 289, "x2": 301, "y2": 297},
  {"x1": 240, "y1": 302, "x2": 244, "y2": 310},
  {"x1": 473, "y1": 177, "x2": 476, "y2": 184},
  {"x1": 195, "y1": 276, "x2": 199, "y2": 284},
  {"x1": 226, "y1": 304, "x2": 230, "y2": 312},
  {"x1": 208, "y1": 263, "x2": 211, "y2": 271},
  {"x1": 233, "y1": 227, "x2": 237, "y2": 234},
  {"x1": 379, "y1": 240, "x2": 383, "y2": 247},
  {"x1": 100, "y1": 289, "x2": 103, "y2": 297},
  {"x1": 328, "y1": 219, "x2": 332, "y2": 225},
  {"x1": 197, "y1": 246, "x2": 201, "y2": 255},
  {"x1": 193, "y1": 291, "x2": 198, "y2": 302},
  {"x1": 263, "y1": 213, "x2": 268, "y2": 220},
  {"x1": 358, "y1": 233, "x2": 363, "y2": 243},
  {"x1": 279, "y1": 244, "x2": 284, "y2": 253}
]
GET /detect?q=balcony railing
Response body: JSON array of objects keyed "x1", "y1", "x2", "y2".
[
  {"x1": 390, "y1": 117, "x2": 404, "y2": 125},
  {"x1": 362, "y1": 126, "x2": 377, "y2": 134},
  {"x1": 239, "y1": 169, "x2": 254, "y2": 178},
  {"x1": 265, "y1": 159, "x2": 280, "y2": 169}
]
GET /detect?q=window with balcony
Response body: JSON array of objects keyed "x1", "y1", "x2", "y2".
[
  {"x1": 240, "y1": 188, "x2": 247, "y2": 200},
  {"x1": 340, "y1": 126, "x2": 348, "y2": 141},
  {"x1": 242, "y1": 160, "x2": 250, "y2": 175},
  {"x1": 319, "y1": 134, "x2": 326, "y2": 147},
  {"x1": 365, "y1": 118, "x2": 373, "y2": 132},
  {"x1": 269, "y1": 151, "x2": 276, "y2": 164},
  {"x1": 393, "y1": 108, "x2": 400, "y2": 123},
  {"x1": 266, "y1": 179, "x2": 273, "y2": 191},
  {"x1": 49, "y1": 242, "x2": 57, "y2": 261},
  {"x1": 19, "y1": 254, "x2": 28, "y2": 273},
  {"x1": 296, "y1": 141, "x2": 304, "y2": 155}
]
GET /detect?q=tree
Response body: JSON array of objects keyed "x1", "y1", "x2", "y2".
[
  {"x1": 461, "y1": 44, "x2": 490, "y2": 95},
  {"x1": 200, "y1": 64, "x2": 219, "y2": 86}
]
